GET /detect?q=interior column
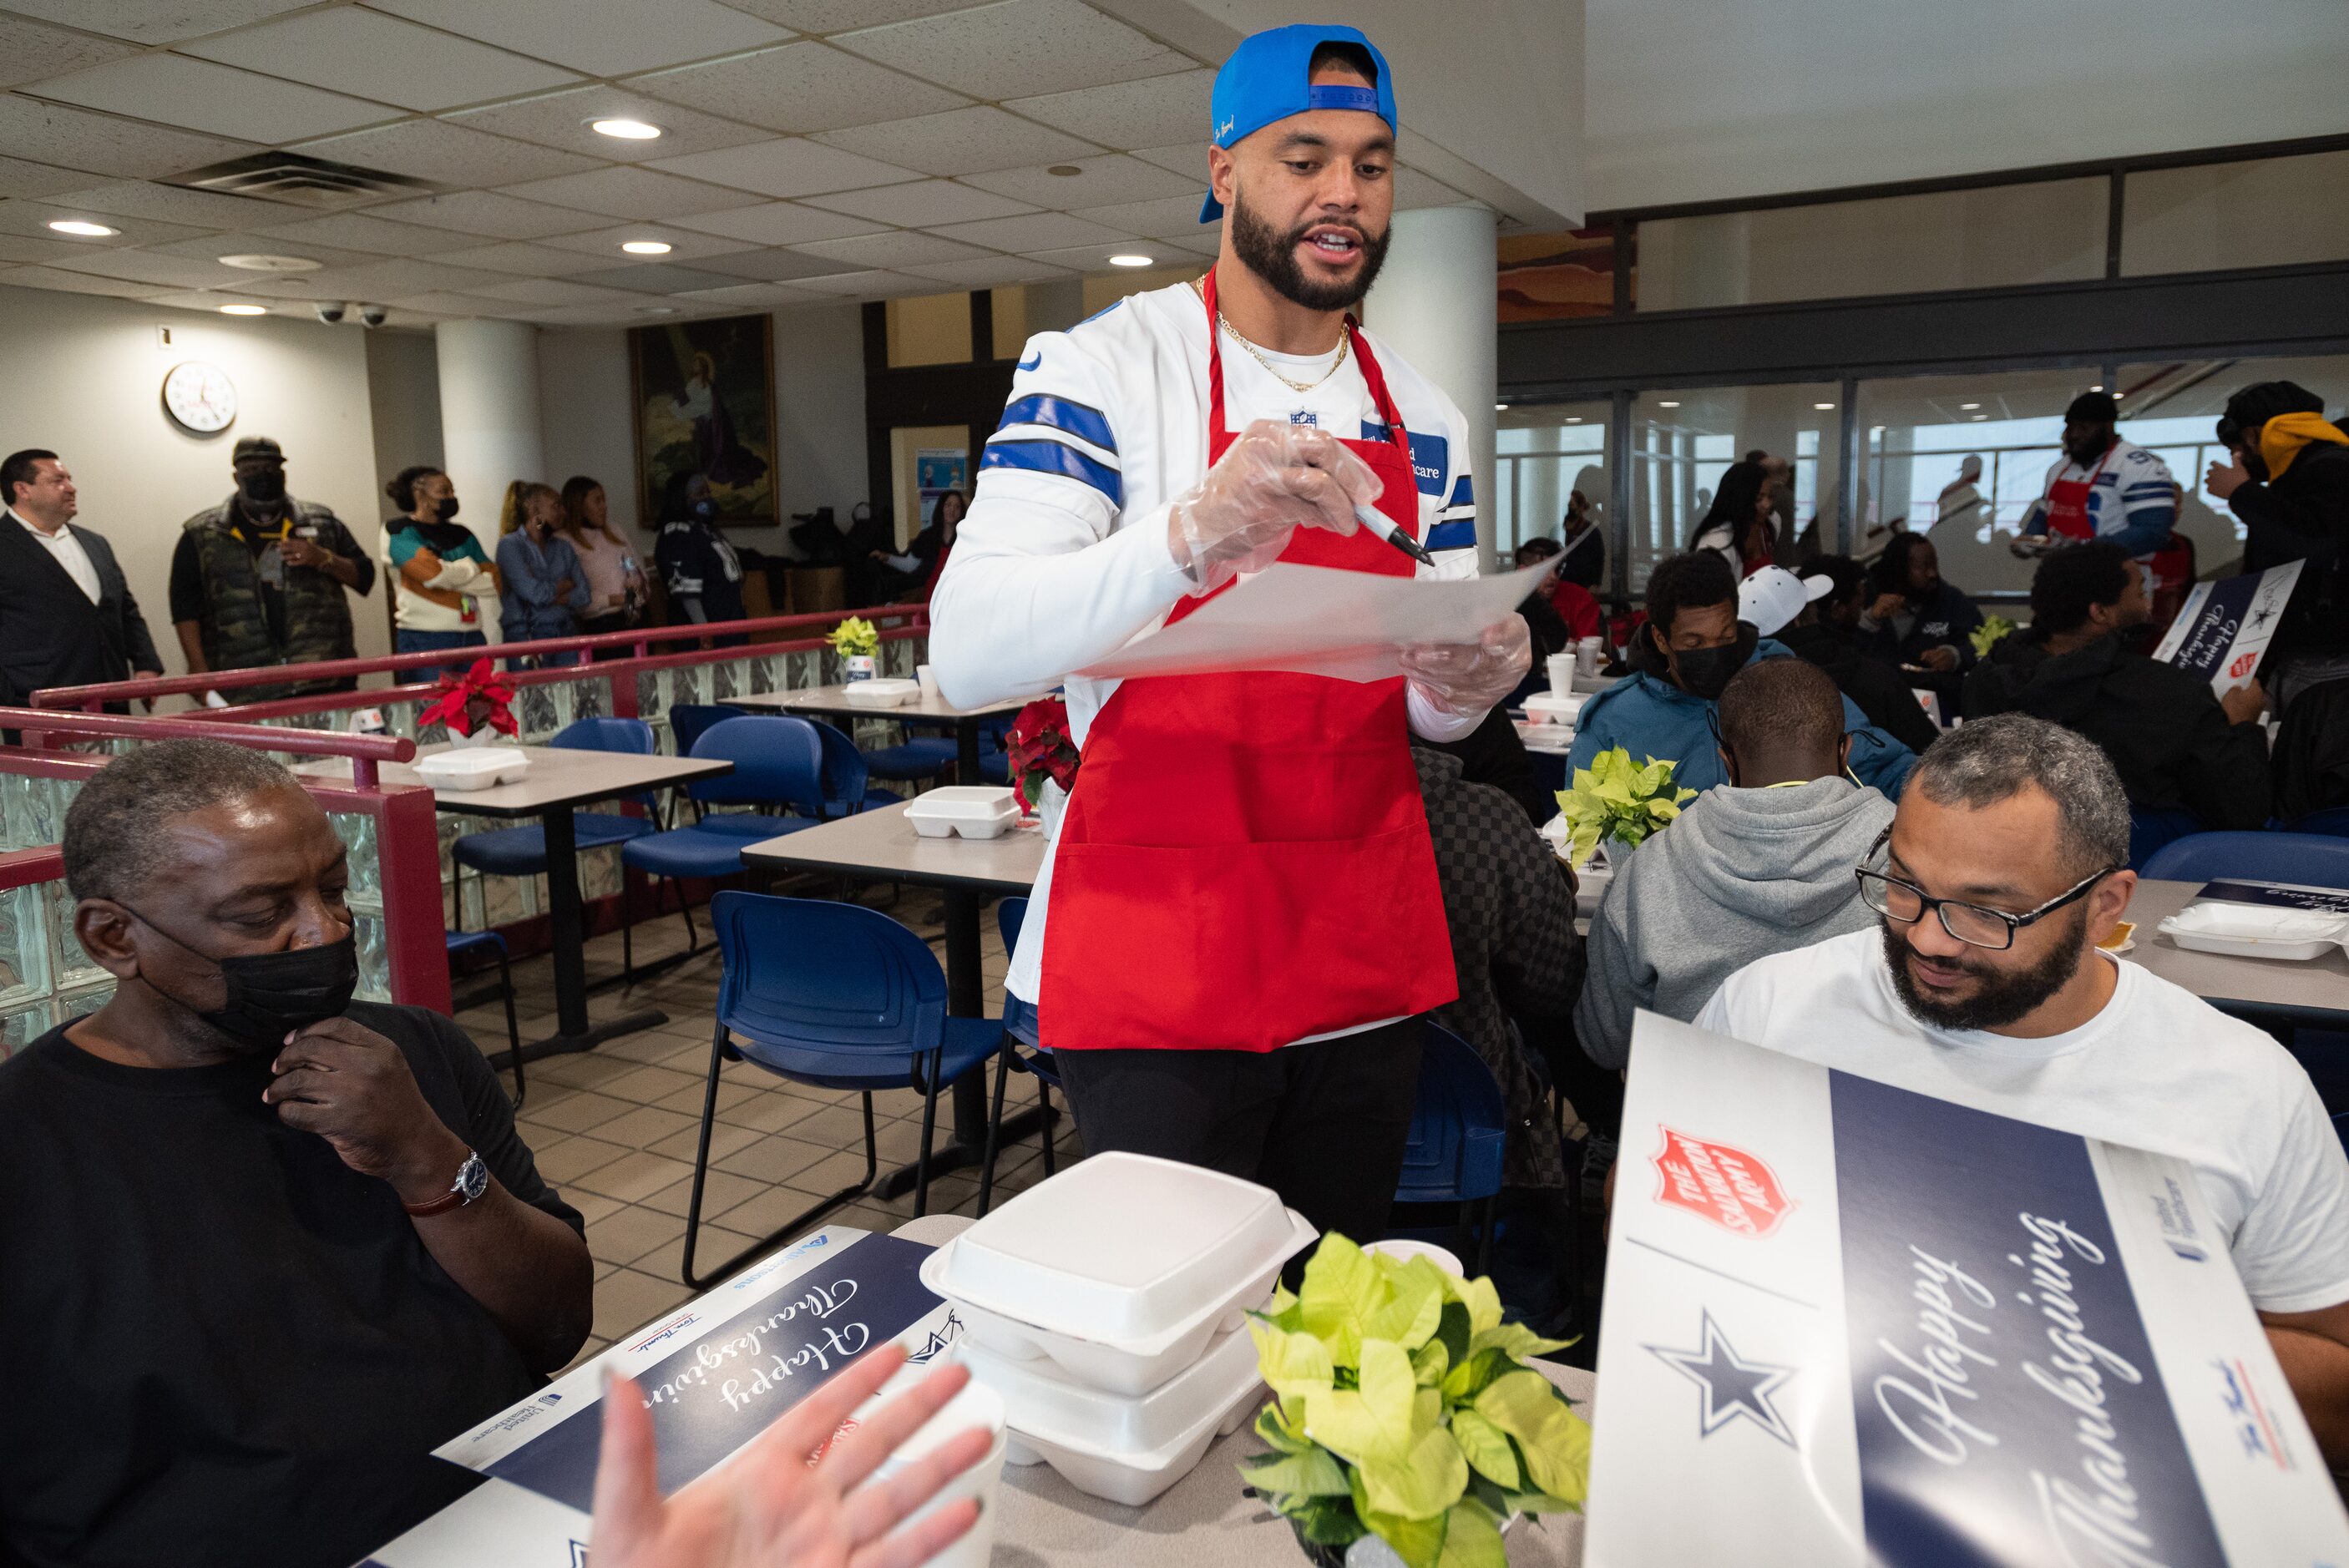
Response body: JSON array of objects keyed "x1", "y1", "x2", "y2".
[
  {"x1": 1364, "y1": 205, "x2": 1501, "y2": 574},
  {"x1": 433, "y1": 317, "x2": 547, "y2": 632}
]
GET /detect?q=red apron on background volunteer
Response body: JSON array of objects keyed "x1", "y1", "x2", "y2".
[
  {"x1": 1038, "y1": 270, "x2": 1459, "y2": 1054},
  {"x1": 2042, "y1": 443, "x2": 2114, "y2": 543},
  {"x1": 2042, "y1": 443, "x2": 2195, "y2": 635}
]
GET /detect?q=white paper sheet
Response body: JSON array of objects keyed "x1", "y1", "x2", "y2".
[{"x1": 1079, "y1": 558, "x2": 1556, "y2": 683}]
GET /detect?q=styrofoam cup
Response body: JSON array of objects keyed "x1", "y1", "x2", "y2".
[
  {"x1": 917, "y1": 663, "x2": 940, "y2": 699},
  {"x1": 1546, "y1": 653, "x2": 1574, "y2": 694},
  {"x1": 1365, "y1": 1238, "x2": 1464, "y2": 1276}
]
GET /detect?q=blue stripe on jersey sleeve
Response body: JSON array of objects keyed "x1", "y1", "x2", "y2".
[
  {"x1": 1425, "y1": 518, "x2": 1477, "y2": 552},
  {"x1": 1445, "y1": 473, "x2": 1473, "y2": 509},
  {"x1": 981, "y1": 439, "x2": 1124, "y2": 508},
  {"x1": 997, "y1": 393, "x2": 1116, "y2": 454}
]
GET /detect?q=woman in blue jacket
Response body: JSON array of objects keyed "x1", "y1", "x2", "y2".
[{"x1": 495, "y1": 480, "x2": 591, "y2": 666}]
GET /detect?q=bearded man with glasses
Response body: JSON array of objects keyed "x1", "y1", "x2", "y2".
[{"x1": 1697, "y1": 712, "x2": 2349, "y2": 1467}]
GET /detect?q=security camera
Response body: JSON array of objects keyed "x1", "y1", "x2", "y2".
[
  {"x1": 359, "y1": 304, "x2": 387, "y2": 328},
  {"x1": 315, "y1": 301, "x2": 347, "y2": 324}
]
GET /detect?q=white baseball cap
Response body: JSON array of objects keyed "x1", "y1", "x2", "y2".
[{"x1": 1738, "y1": 565, "x2": 1834, "y2": 637}]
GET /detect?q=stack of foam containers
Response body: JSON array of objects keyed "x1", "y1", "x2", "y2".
[{"x1": 919, "y1": 1151, "x2": 1317, "y2": 1505}]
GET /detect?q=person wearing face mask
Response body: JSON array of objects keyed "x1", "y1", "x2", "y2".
[
  {"x1": 1568, "y1": 549, "x2": 1916, "y2": 797},
  {"x1": 656, "y1": 472, "x2": 747, "y2": 642},
  {"x1": 0, "y1": 738, "x2": 591, "y2": 1568},
  {"x1": 382, "y1": 463, "x2": 499, "y2": 670},
  {"x1": 494, "y1": 479, "x2": 592, "y2": 665},
  {"x1": 170, "y1": 436, "x2": 375, "y2": 703}
]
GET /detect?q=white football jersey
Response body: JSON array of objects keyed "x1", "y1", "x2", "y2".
[{"x1": 2034, "y1": 437, "x2": 2177, "y2": 544}]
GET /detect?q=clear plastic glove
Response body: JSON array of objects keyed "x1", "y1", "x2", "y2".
[
  {"x1": 1400, "y1": 614, "x2": 1533, "y2": 718},
  {"x1": 1167, "y1": 418, "x2": 1381, "y2": 596}
]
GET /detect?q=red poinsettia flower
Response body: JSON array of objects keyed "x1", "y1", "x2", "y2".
[
  {"x1": 1005, "y1": 695, "x2": 1080, "y2": 811},
  {"x1": 418, "y1": 658, "x2": 519, "y2": 738}
]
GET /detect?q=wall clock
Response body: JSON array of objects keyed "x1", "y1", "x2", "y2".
[{"x1": 162, "y1": 361, "x2": 236, "y2": 434}]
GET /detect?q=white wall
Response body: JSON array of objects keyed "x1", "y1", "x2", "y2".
[
  {"x1": 364, "y1": 328, "x2": 443, "y2": 513},
  {"x1": 1585, "y1": 0, "x2": 2349, "y2": 211},
  {"x1": 0, "y1": 284, "x2": 387, "y2": 672}
]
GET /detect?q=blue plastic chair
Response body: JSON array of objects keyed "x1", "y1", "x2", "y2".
[
  {"x1": 620, "y1": 716, "x2": 828, "y2": 980},
  {"x1": 808, "y1": 718, "x2": 904, "y2": 819},
  {"x1": 680, "y1": 892, "x2": 1006, "y2": 1287},
  {"x1": 669, "y1": 703, "x2": 746, "y2": 759},
  {"x1": 1395, "y1": 1021, "x2": 1509, "y2": 1272},
  {"x1": 2140, "y1": 832, "x2": 2349, "y2": 890},
  {"x1": 451, "y1": 716, "x2": 660, "y2": 881},
  {"x1": 976, "y1": 897, "x2": 1060, "y2": 1216},
  {"x1": 2286, "y1": 807, "x2": 2349, "y2": 839},
  {"x1": 862, "y1": 733, "x2": 961, "y2": 783},
  {"x1": 446, "y1": 928, "x2": 523, "y2": 1108}
]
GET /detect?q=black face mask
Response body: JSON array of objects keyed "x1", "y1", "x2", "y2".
[
  {"x1": 239, "y1": 469, "x2": 287, "y2": 506},
  {"x1": 126, "y1": 906, "x2": 358, "y2": 1053},
  {"x1": 434, "y1": 494, "x2": 461, "y2": 523},
  {"x1": 1667, "y1": 625, "x2": 1758, "y2": 701}
]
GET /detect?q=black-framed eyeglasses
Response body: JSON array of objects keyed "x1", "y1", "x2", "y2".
[{"x1": 1853, "y1": 829, "x2": 2115, "y2": 950}]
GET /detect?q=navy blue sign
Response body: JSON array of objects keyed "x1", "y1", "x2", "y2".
[
  {"x1": 487, "y1": 1233, "x2": 940, "y2": 1511},
  {"x1": 1830, "y1": 1071, "x2": 2225, "y2": 1567},
  {"x1": 2200, "y1": 879, "x2": 2349, "y2": 917},
  {"x1": 2165, "y1": 573, "x2": 2275, "y2": 683}
]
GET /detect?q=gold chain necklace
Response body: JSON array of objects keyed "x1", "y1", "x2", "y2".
[{"x1": 1193, "y1": 277, "x2": 1349, "y2": 393}]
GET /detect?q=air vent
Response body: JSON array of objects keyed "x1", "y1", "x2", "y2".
[{"x1": 165, "y1": 151, "x2": 437, "y2": 210}]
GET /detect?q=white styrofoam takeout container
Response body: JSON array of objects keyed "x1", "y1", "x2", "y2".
[
  {"x1": 2158, "y1": 900, "x2": 2349, "y2": 961},
  {"x1": 1521, "y1": 691, "x2": 1585, "y2": 726},
  {"x1": 958, "y1": 1319, "x2": 1263, "y2": 1464},
  {"x1": 985, "y1": 1328, "x2": 1266, "y2": 1506},
  {"x1": 905, "y1": 786, "x2": 1022, "y2": 840},
  {"x1": 413, "y1": 746, "x2": 530, "y2": 791},
  {"x1": 843, "y1": 677, "x2": 922, "y2": 708}
]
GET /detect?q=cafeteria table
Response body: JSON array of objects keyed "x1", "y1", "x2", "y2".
[
  {"x1": 741, "y1": 802, "x2": 1048, "y2": 1196},
  {"x1": 302, "y1": 743, "x2": 732, "y2": 1061},
  {"x1": 726, "y1": 683, "x2": 1025, "y2": 781},
  {"x1": 2121, "y1": 878, "x2": 2349, "y2": 1029}
]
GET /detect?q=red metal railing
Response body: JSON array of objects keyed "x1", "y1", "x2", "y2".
[{"x1": 33, "y1": 605, "x2": 930, "y2": 713}]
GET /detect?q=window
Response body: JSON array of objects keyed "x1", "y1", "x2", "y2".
[
  {"x1": 2121, "y1": 149, "x2": 2349, "y2": 278},
  {"x1": 1623, "y1": 386, "x2": 1842, "y2": 592},
  {"x1": 1494, "y1": 402, "x2": 1609, "y2": 560}
]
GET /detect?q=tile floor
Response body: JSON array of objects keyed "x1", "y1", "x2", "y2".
[{"x1": 451, "y1": 885, "x2": 1081, "y2": 1376}]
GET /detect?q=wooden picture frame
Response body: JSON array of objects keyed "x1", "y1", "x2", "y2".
[{"x1": 628, "y1": 312, "x2": 779, "y2": 529}]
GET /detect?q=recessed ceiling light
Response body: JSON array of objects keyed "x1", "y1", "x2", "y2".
[
  {"x1": 1107, "y1": 253, "x2": 1154, "y2": 268},
  {"x1": 48, "y1": 219, "x2": 117, "y2": 237},
  {"x1": 219, "y1": 304, "x2": 267, "y2": 316},
  {"x1": 1565, "y1": 416, "x2": 1582, "y2": 423},
  {"x1": 219, "y1": 252, "x2": 321, "y2": 272},
  {"x1": 2088, "y1": 384, "x2": 2103, "y2": 392},
  {"x1": 636, "y1": 306, "x2": 677, "y2": 316},
  {"x1": 1046, "y1": 164, "x2": 1083, "y2": 176},
  {"x1": 620, "y1": 240, "x2": 673, "y2": 255},
  {"x1": 1494, "y1": 402, "x2": 1509, "y2": 412},
  {"x1": 1658, "y1": 400, "x2": 1680, "y2": 408},
  {"x1": 1970, "y1": 413, "x2": 1988, "y2": 422},
  {"x1": 1958, "y1": 402, "x2": 1981, "y2": 410},
  {"x1": 591, "y1": 118, "x2": 661, "y2": 141},
  {"x1": 1814, "y1": 402, "x2": 1835, "y2": 410}
]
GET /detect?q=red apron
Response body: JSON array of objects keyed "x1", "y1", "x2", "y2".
[
  {"x1": 1037, "y1": 273, "x2": 1459, "y2": 1054},
  {"x1": 2043, "y1": 444, "x2": 2115, "y2": 542},
  {"x1": 2045, "y1": 444, "x2": 2194, "y2": 632}
]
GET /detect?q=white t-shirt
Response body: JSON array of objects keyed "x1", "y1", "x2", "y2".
[
  {"x1": 1696, "y1": 928, "x2": 2349, "y2": 1315},
  {"x1": 930, "y1": 279, "x2": 1482, "y2": 1009}
]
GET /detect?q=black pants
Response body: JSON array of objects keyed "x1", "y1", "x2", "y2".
[{"x1": 1053, "y1": 1018, "x2": 1424, "y2": 1248}]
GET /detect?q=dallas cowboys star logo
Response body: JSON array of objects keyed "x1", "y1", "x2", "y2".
[
  {"x1": 2245, "y1": 600, "x2": 2278, "y2": 635},
  {"x1": 1646, "y1": 1310, "x2": 1798, "y2": 1447}
]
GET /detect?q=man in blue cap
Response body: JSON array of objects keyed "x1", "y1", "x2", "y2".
[{"x1": 931, "y1": 27, "x2": 1528, "y2": 1242}]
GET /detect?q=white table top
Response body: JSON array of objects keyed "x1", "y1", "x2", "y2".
[
  {"x1": 2122, "y1": 878, "x2": 2349, "y2": 1021},
  {"x1": 726, "y1": 684, "x2": 1025, "y2": 723},
  {"x1": 741, "y1": 800, "x2": 1047, "y2": 893},
  {"x1": 298, "y1": 743, "x2": 731, "y2": 819}
]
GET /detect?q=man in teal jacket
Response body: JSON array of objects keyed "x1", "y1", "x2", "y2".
[{"x1": 1569, "y1": 550, "x2": 1918, "y2": 797}]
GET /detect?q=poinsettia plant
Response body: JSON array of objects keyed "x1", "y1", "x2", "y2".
[
  {"x1": 1970, "y1": 613, "x2": 2017, "y2": 659},
  {"x1": 416, "y1": 658, "x2": 516, "y2": 739},
  {"x1": 1553, "y1": 746, "x2": 1693, "y2": 867},
  {"x1": 1243, "y1": 1234, "x2": 1588, "y2": 1568},
  {"x1": 828, "y1": 615, "x2": 881, "y2": 660},
  {"x1": 1004, "y1": 696, "x2": 1079, "y2": 812}
]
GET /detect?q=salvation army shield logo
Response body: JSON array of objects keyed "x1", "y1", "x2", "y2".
[{"x1": 1651, "y1": 1126, "x2": 1796, "y2": 1238}]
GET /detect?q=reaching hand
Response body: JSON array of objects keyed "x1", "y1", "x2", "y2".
[
  {"x1": 591, "y1": 1345, "x2": 991, "y2": 1568},
  {"x1": 2205, "y1": 456, "x2": 2250, "y2": 502},
  {"x1": 1918, "y1": 645, "x2": 1959, "y2": 673},
  {"x1": 1400, "y1": 614, "x2": 1532, "y2": 718},
  {"x1": 1166, "y1": 419, "x2": 1380, "y2": 596},
  {"x1": 2220, "y1": 677, "x2": 2269, "y2": 727}
]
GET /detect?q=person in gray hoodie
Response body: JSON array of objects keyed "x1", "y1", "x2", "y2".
[{"x1": 1577, "y1": 657, "x2": 1896, "y2": 1069}]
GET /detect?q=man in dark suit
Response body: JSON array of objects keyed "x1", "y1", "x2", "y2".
[{"x1": 1, "y1": 448, "x2": 164, "y2": 711}]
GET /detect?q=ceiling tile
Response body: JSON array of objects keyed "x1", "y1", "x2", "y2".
[
  {"x1": 538, "y1": 220, "x2": 760, "y2": 261},
  {"x1": 647, "y1": 138, "x2": 918, "y2": 200},
  {"x1": 43, "y1": 247, "x2": 251, "y2": 289},
  {"x1": 142, "y1": 288, "x2": 292, "y2": 312},
  {"x1": 926, "y1": 210, "x2": 1128, "y2": 252},
  {"x1": 784, "y1": 267, "x2": 934, "y2": 297},
  {"x1": 1027, "y1": 240, "x2": 1200, "y2": 272},
  {"x1": 182, "y1": 10, "x2": 583, "y2": 114},
  {"x1": 444, "y1": 86, "x2": 766, "y2": 164},
  {"x1": 835, "y1": 0, "x2": 1193, "y2": 99},
  {"x1": 143, "y1": 231, "x2": 376, "y2": 269},
  {"x1": 802, "y1": 180, "x2": 1034, "y2": 227},
  {"x1": 498, "y1": 165, "x2": 750, "y2": 220},
  {"x1": 571, "y1": 261, "x2": 745, "y2": 294},
  {"x1": 813, "y1": 107, "x2": 1096, "y2": 179},
  {"x1": 1128, "y1": 142, "x2": 1202, "y2": 180},
  {"x1": 1010, "y1": 70, "x2": 1213, "y2": 150},
  {"x1": 0, "y1": 231, "x2": 87, "y2": 264},
  {"x1": 369, "y1": 0, "x2": 792, "y2": 77},
  {"x1": 791, "y1": 230, "x2": 988, "y2": 268},
  {"x1": 23, "y1": 54, "x2": 399, "y2": 144},
  {"x1": 963, "y1": 152, "x2": 1195, "y2": 210},
  {"x1": 252, "y1": 210, "x2": 473, "y2": 257},
  {"x1": 307, "y1": 256, "x2": 513, "y2": 296},
  {"x1": 0, "y1": 94, "x2": 259, "y2": 180},
  {"x1": 523, "y1": 301, "x2": 686, "y2": 325},
  {"x1": 903, "y1": 253, "x2": 1074, "y2": 287},
  {"x1": 1144, "y1": 228, "x2": 1219, "y2": 260},
  {"x1": 0, "y1": 17, "x2": 139, "y2": 91},
  {"x1": 366, "y1": 190, "x2": 608, "y2": 240},
  {"x1": 470, "y1": 276, "x2": 648, "y2": 305},
  {"x1": 431, "y1": 240, "x2": 621, "y2": 276},
  {"x1": 236, "y1": 272, "x2": 363, "y2": 300},
  {"x1": 629, "y1": 43, "x2": 965, "y2": 135},
  {"x1": 1395, "y1": 167, "x2": 1471, "y2": 210},
  {"x1": 0, "y1": 198, "x2": 208, "y2": 246},
  {"x1": 667, "y1": 200, "x2": 884, "y2": 246},
  {"x1": 0, "y1": 263, "x2": 175, "y2": 299},
  {"x1": 40, "y1": 180, "x2": 287, "y2": 229},
  {"x1": 689, "y1": 246, "x2": 861, "y2": 281},
  {"x1": 718, "y1": 0, "x2": 977, "y2": 34},
  {"x1": 292, "y1": 119, "x2": 603, "y2": 188},
  {"x1": 0, "y1": 1, "x2": 315, "y2": 46},
  {"x1": 673, "y1": 280, "x2": 826, "y2": 307},
  {"x1": 1071, "y1": 193, "x2": 1212, "y2": 239},
  {"x1": 0, "y1": 154, "x2": 89, "y2": 199},
  {"x1": 384, "y1": 290, "x2": 534, "y2": 316}
]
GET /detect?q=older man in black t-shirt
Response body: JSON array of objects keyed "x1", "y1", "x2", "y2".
[{"x1": 0, "y1": 739, "x2": 593, "y2": 1568}]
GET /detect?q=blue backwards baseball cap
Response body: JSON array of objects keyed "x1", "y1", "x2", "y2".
[{"x1": 1200, "y1": 24, "x2": 1396, "y2": 223}]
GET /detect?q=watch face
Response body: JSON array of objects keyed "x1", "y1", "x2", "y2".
[{"x1": 457, "y1": 1151, "x2": 490, "y2": 1203}]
